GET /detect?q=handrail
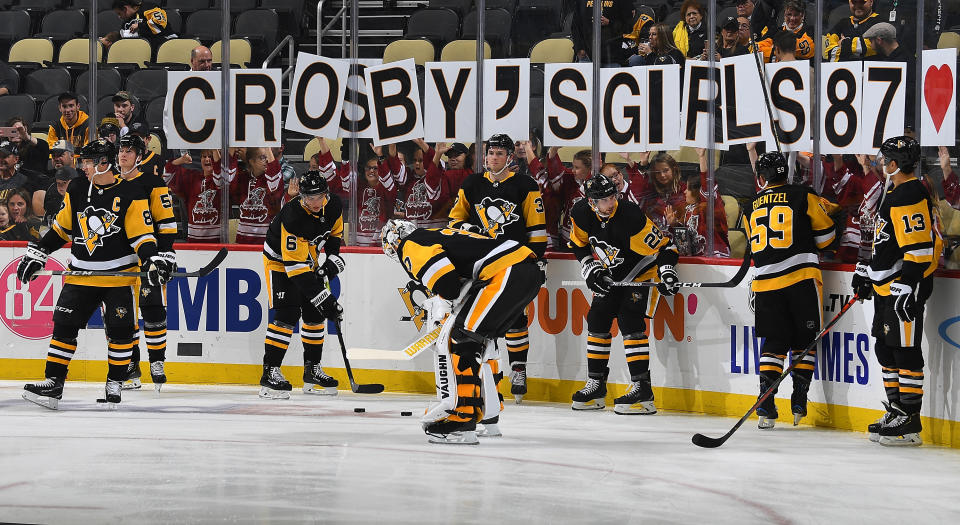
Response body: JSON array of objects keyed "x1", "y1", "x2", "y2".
[
  {"x1": 317, "y1": 0, "x2": 351, "y2": 58},
  {"x1": 260, "y1": 33, "x2": 297, "y2": 91}
]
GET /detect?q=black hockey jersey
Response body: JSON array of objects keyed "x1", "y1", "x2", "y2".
[
  {"x1": 869, "y1": 177, "x2": 943, "y2": 295},
  {"x1": 122, "y1": 3, "x2": 176, "y2": 44},
  {"x1": 745, "y1": 183, "x2": 835, "y2": 292},
  {"x1": 448, "y1": 171, "x2": 547, "y2": 257},
  {"x1": 263, "y1": 195, "x2": 344, "y2": 299},
  {"x1": 397, "y1": 227, "x2": 535, "y2": 300},
  {"x1": 824, "y1": 11, "x2": 882, "y2": 61},
  {"x1": 569, "y1": 198, "x2": 678, "y2": 283},
  {"x1": 123, "y1": 170, "x2": 177, "y2": 252},
  {"x1": 40, "y1": 175, "x2": 157, "y2": 287}
]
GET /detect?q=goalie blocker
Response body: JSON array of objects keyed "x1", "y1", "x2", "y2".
[{"x1": 381, "y1": 220, "x2": 544, "y2": 445}]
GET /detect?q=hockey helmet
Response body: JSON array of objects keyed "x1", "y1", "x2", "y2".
[
  {"x1": 486, "y1": 134, "x2": 514, "y2": 155},
  {"x1": 878, "y1": 135, "x2": 920, "y2": 173},
  {"x1": 756, "y1": 151, "x2": 789, "y2": 183},
  {"x1": 584, "y1": 174, "x2": 618, "y2": 200},
  {"x1": 299, "y1": 170, "x2": 329, "y2": 196},
  {"x1": 98, "y1": 121, "x2": 120, "y2": 140},
  {"x1": 118, "y1": 133, "x2": 146, "y2": 158},
  {"x1": 380, "y1": 219, "x2": 417, "y2": 261},
  {"x1": 77, "y1": 138, "x2": 117, "y2": 164}
]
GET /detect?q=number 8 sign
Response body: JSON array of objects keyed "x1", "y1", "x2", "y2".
[{"x1": 0, "y1": 256, "x2": 65, "y2": 340}]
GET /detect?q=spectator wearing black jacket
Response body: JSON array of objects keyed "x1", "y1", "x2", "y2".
[{"x1": 571, "y1": 0, "x2": 635, "y2": 66}]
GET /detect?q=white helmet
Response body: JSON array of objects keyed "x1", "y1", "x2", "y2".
[{"x1": 380, "y1": 219, "x2": 417, "y2": 260}]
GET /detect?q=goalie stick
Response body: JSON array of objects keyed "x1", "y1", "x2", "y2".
[
  {"x1": 347, "y1": 320, "x2": 446, "y2": 361},
  {"x1": 561, "y1": 252, "x2": 752, "y2": 289},
  {"x1": 36, "y1": 248, "x2": 229, "y2": 279},
  {"x1": 332, "y1": 319, "x2": 385, "y2": 394},
  {"x1": 691, "y1": 294, "x2": 859, "y2": 449}
]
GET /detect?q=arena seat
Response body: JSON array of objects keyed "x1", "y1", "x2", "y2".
[
  {"x1": 184, "y1": 9, "x2": 223, "y2": 44},
  {"x1": 156, "y1": 38, "x2": 202, "y2": 66},
  {"x1": 106, "y1": 38, "x2": 151, "y2": 69},
  {"x1": 211, "y1": 0, "x2": 258, "y2": 14},
  {"x1": 126, "y1": 68, "x2": 169, "y2": 103},
  {"x1": 37, "y1": 10, "x2": 87, "y2": 43},
  {"x1": 529, "y1": 38, "x2": 574, "y2": 63},
  {"x1": 939, "y1": 32, "x2": 960, "y2": 50},
  {"x1": 383, "y1": 39, "x2": 436, "y2": 65},
  {"x1": 210, "y1": 38, "x2": 252, "y2": 68},
  {"x1": 164, "y1": 0, "x2": 211, "y2": 17},
  {"x1": 145, "y1": 97, "x2": 165, "y2": 128},
  {"x1": 8, "y1": 38, "x2": 55, "y2": 67},
  {"x1": 404, "y1": 8, "x2": 460, "y2": 50},
  {"x1": 96, "y1": 9, "x2": 122, "y2": 37},
  {"x1": 58, "y1": 38, "x2": 103, "y2": 65},
  {"x1": 462, "y1": 8, "x2": 512, "y2": 58},
  {"x1": 439, "y1": 40, "x2": 490, "y2": 62},
  {"x1": 24, "y1": 67, "x2": 72, "y2": 98},
  {"x1": 235, "y1": 9, "x2": 279, "y2": 57},
  {"x1": 0, "y1": 94, "x2": 37, "y2": 128},
  {"x1": 428, "y1": 0, "x2": 471, "y2": 17},
  {"x1": 75, "y1": 68, "x2": 122, "y2": 100}
]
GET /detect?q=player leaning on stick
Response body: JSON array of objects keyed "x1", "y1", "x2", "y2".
[
  {"x1": 851, "y1": 136, "x2": 942, "y2": 446},
  {"x1": 380, "y1": 220, "x2": 542, "y2": 444},
  {"x1": 568, "y1": 175, "x2": 680, "y2": 414},
  {"x1": 17, "y1": 138, "x2": 172, "y2": 409},
  {"x1": 259, "y1": 170, "x2": 345, "y2": 399},
  {"x1": 746, "y1": 152, "x2": 835, "y2": 430},
  {"x1": 448, "y1": 133, "x2": 547, "y2": 405},
  {"x1": 115, "y1": 133, "x2": 177, "y2": 390}
]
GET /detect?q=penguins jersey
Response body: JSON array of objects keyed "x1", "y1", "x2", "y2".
[
  {"x1": 263, "y1": 194, "x2": 344, "y2": 298},
  {"x1": 569, "y1": 198, "x2": 678, "y2": 283},
  {"x1": 124, "y1": 170, "x2": 177, "y2": 252},
  {"x1": 448, "y1": 171, "x2": 547, "y2": 257},
  {"x1": 396, "y1": 228, "x2": 535, "y2": 300},
  {"x1": 122, "y1": 3, "x2": 175, "y2": 41},
  {"x1": 869, "y1": 177, "x2": 943, "y2": 295},
  {"x1": 745, "y1": 183, "x2": 836, "y2": 292},
  {"x1": 40, "y1": 176, "x2": 157, "y2": 287}
]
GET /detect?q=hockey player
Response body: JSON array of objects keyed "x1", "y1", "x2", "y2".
[
  {"x1": 746, "y1": 152, "x2": 836, "y2": 429},
  {"x1": 17, "y1": 139, "x2": 171, "y2": 409},
  {"x1": 380, "y1": 220, "x2": 542, "y2": 444},
  {"x1": 852, "y1": 136, "x2": 942, "y2": 446},
  {"x1": 569, "y1": 175, "x2": 680, "y2": 414},
  {"x1": 448, "y1": 134, "x2": 547, "y2": 406},
  {"x1": 114, "y1": 133, "x2": 177, "y2": 390},
  {"x1": 259, "y1": 170, "x2": 345, "y2": 399}
]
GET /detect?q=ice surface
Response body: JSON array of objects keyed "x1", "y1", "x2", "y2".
[{"x1": 1, "y1": 380, "x2": 959, "y2": 524}]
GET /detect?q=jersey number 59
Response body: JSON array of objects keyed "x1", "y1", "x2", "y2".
[{"x1": 749, "y1": 205, "x2": 794, "y2": 252}]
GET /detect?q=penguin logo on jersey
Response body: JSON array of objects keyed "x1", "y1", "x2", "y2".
[
  {"x1": 76, "y1": 206, "x2": 121, "y2": 255},
  {"x1": 589, "y1": 237, "x2": 624, "y2": 269},
  {"x1": 873, "y1": 217, "x2": 891, "y2": 247},
  {"x1": 474, "y1": 197, "x2": 518, "y2": 237}
]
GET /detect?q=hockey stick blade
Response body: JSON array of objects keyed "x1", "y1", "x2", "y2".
[
  {"x1": 36, "y1": 247, "x2": 229, "y2": 279},
  {"x1": 347, "y1": 322, "x2": 445, "y2": 361},
  {"x1": 691, "y1": 295, "x2": 858, "y2": 449},
  {"x1": 333, "y1": 319, "x2": 385, "y2": 394},
  {"x1": 562, "y1": 253, "x2": 752, "y2": 289}
]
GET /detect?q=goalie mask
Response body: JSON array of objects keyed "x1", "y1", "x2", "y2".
[{"x1": 380, "y1": 219, "x2": 417, "y2": 260}]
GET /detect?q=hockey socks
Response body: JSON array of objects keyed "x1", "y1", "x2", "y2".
[
  {"x1": 144, "y1": 319, "x2": 167, "y2": 363},
  {"x1": 44, "y1": 336, "x2": 77, "y2": 379},
  {"x1": 623, "y1": 332, "x2": 650, "y2": 381},
  {"x1": 586, "y1": 332, "x2": 612, "y2": 377},
  {"x1": 505, "y1": 329, "x2": 529, "y2": 367},
  {"x1": 263, "y1": 321, "x2": 294, "y2": 366}
]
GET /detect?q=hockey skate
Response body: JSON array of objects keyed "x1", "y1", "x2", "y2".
[
  {"x1": 791, "y1": 378, "x2": 810, "y2": 426},
  {"x1": 510, "y1": 366, "x2": 527, "y2": 404},
  {"x1": 877, "y1": 404, "x2": 922, "y2": 447},
  {"x1": 477, "y1": 415, "x2": 502, "y2": 437},
  {"x1": 99, "y1": 379, "x2": 122, "y2": 408},
  {"x1": 121, "y1": 362, "x2": 142, "y2": 390},
  {"x1": 22, "y1": 377, "x2": 64, "y2": 410},
  {"x1": 302, "y1": 361, "x2": 338, "y2": 395},
  {"x1": 259, "y1": 365, "x2": 292, "y2": 399},
  {"x1": 150, "y1": 361, "x2": 166, "y2": 392},
  {"x1": 424, "y1": 419, "x2": 479, "y2": 445},
  {"x1": 613, "y1": 376, "x2": 656, "y2": 415},
  {"x1": 757, "y1": 377, "x2": 778, "y2": 429},
  {"x1": 867, "y1": 401, "x2": 897, "y2": 442},
  {"x1": 572, "y1": 376, "x2": 607, "y2": 410}
]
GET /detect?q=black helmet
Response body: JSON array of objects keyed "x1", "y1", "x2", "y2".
[
  {"x1": 118, "y1": 133, "x2": 146, "y2": 158},
  {"x1": 756, "y1": 152, "x2": 789, "y2": 182},
  {"x1": 879, "y1": 135, "x2": 921, "y2": 172},
  {"x1": 77, "y1": 138, "x2": 116, "y2": 163},
  {"x1": 486, "y1": 134, "x2": 514, "y2": 154},
  {"x1": 98, "y1": 121, "x2": 120, "y2": 140},
  {"x1": 584, "y1": 174, "x2": 618, "y2": 200},
  {"x1": 299, "y1": 170, "x2": 329, "y2": 196}
]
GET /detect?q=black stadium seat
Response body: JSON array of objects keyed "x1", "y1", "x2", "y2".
[
  {"x1": 68, "y1": 0, "x2": 113, "y2": 11},
  {"x1": 24, "y1": 67, "x2": 72, "y2": 98},
  {"x1": 259, "y1": 0, "x2": 305, "y2": 37},
  {"x1": 37, "y1": 10, "x2": 87, "y2": 43},
  {"x1": 0, "y1": 61, "x2": 19, "y2": 95},
  {"x1": 462, "y1": 8, "x2": 513, "y2": 58},
  {"x1": 211, "y1": 0, "x2": 258, "y2": 14},
  {"x1": 514, "y1": 1, "x2": 563, "y2": 58},
  {"x1": 164, "y1": 0, "x2": 211, "y2": 16},
  {"x1": 428, "y1": 0, "x2": 471, "y2": 17},
  {"x1": 404, "y1": 8, "x2": 460, "y2": 50},
  {"x1": 126, "y1": 68, "x2": 168, "y2": 102},
  {"x1": 236, "y1": 9, "x2": 279, "y2": 59},
  {"x1": 0, "y1": 10, "x2": 32, "y2": 51},
  {"x1": 485, "y1": 0, "x2": 517, "y2": 14},
  {"x1": 165, "y1": 8, "x2": 183, "y2": 35},
  {"x1": 146, "y1": 96, "x2": 165, "y2": 129},
  {"x1": 75, "y1": 68, "x2": 123, "y2": 101},
  {"x1": 0, "y1": 94, "x2": 38, "y2": 127},
  {"x1": 96, "y1": 10, "x2": 123, "y2": 37},
  {"x1": 184, "y1": 9, "x2": 223, "y2": 44}
]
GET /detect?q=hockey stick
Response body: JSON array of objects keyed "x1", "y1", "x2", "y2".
[
  {"x1": 36, "y1": 247, "x2": 229, "y2": 279},
  {"x1": 561, "y1": 252, "x2": 751, "y2": 289},
  {"x1": 691, "y1": 294, "x2": 859, "y2": 449},
  {"x1": 347, "y1": 321, "x2": 445, "y2": 361},
  {"x1": 332, "y1": 318, "x2": 385, "y2": 394}
]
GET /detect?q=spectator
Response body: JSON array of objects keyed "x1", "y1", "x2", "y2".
[
  {"x1": 629, "y1": 22, "x2": 686, "y2": 67},
  {"x1": 102, "y1": 0, "x2": 177, "y2": 49},
  {"x1": 393, "y1": 139, "x2": 450, "y2": 228},
  {"x1": 164, "y1": 149, "x2": 225, "y2": 243},
  {"x1": 863, "y1": 22, "x2": 916, "y2": 129},
  {"x1": 98, "y1": 118, "x2": 121, "y2": 143},
  {"x1": 112, "y1": 91, "x2": 148, "y2": 136},
  {"x1": 624, "y1": 152, "x2": 687, "y2": 234},
  {"x1": 312, "y1": 137, "x2": 352, "y2": 206},
  {"x1": 671, "y1": 148, "x2": 729, "y2": 257},
  {"x1": 772, "y1": 30, "x2": 799, "y2": 62},
  {"x1": 4, "y1": 188, "x2": 41, "y2": 239},
  {"x1": 756, "y1": 0, "x2": 815, "y2": 61},
  {"x1": 46, "y1": 92, "x2": 91, "y2": 151},
  {"x1": 673, "y1": 0, "x2": 709, "y2": 59},
  {"x1": 128, "y1": 122, "x2": 162, "y2": 177},
  {"x1": 42, "y1": 167, "x2": 78, "y2": 226},
  {"x1": 737, "y1": 0, "x2": 755, "y2": 19},
  {"x1": 737, "y1": 16, "x2": 752, "y2": 47},
  {"x1": 939, "y1": 146, "x2": 959, "y2": 209},
  {"x1": 229, "y1": 146, "x2": 283, "y2": 245},
  {"x1": 430, "y1": 141, "x2": 472, "y2": 194},
  {"x1": 824, "y1": 0, "x2": 882, "y2": 62},
  {"x1": 0, "y1": 201, "x2": 33, "y2": 241},
  {"x1": 531, "y1": 146, "x2": 590, "y2": 248},
  {"x1": 353, "y1": 145, "x2": 399, "y2": 245},
  {"x1": 6, "y1": 117, "x2": 51, "y2": 176},
  {"x1": 0, "y1": 142, "x2": 43, "y2": 202},
  {"x1": 718, "y1": 17, "x2": 749, "y2": 58},
  {"x1": 190, "y1": 45, "x2": 213, "y2": 71},
  {"x1": 571, "y1": 0, "x2": 635, "y2": 65},
  {"x1": 621, "y1": 8, "x2": 655, "y2": 61},
  {"x1": 30, "y1": 140, "x2": 74, "y2": 216}
]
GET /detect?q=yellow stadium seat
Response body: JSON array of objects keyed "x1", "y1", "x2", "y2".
[
  {"x1": 938, "y1": 32, "x2": 960, "y2": 50},
  {"x1": 529, "y1": 38, "x2": 574, "y2": 63},
  {"x1": 382, "y1": 39, "x2": 436, "y2": 66},
  {"x1": 440, "y1": 40, "x2": 491, "y2": 62},
  {"x1": 727, "y1": 229, "x2": 747, "y2": 258},
  {"x1": 721, "y1": 195, "x2": 742, "y2": 229},
  {"x1": 106, "y1": 38, "x2": 151, "y2": 69},
  {"x1": 156, "y1": 38, "x2": 202, "y2": 66},
  {"x1": 211, "y1": 39, "x2": 252, "y2": 68},
  {"x1": 148, "y1": 133, "x2": 163, "y2": 156},
  {"x1": 8, "y1": 38, "x2": 55, "y2": 66},
  {"x1": 303, "y1": 137, "x2": 343, "y2": 163},
  {"x1": 58, "y1": 39, "x2": 103, "y2": 64}
]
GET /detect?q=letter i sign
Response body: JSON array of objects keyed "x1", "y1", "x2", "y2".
[{"x1": 0, "y1": 257, "x2": 65, "y2": 339}]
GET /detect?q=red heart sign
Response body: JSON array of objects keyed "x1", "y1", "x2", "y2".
[{"x1": 924, "y1": 64, "x2": 955, "y2": 133}]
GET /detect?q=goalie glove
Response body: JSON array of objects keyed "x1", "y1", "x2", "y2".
[
  {"x1": 657, "y1": 264, "x2": 680, "y2": 296},
  {"x1": 144, "y1": 255, "x2": 174, "y2": 286},
  {"x1": 320, "y1": 253, "x2": 346, "y2": 278},
  {"x1": 889, "y1": 282, "x2": 918, "y2": 323},
  {"x1": 310, "y1": 289, "x2": 343, "y2": 321},
  {"x1": 851, "y1": 262, "x2": 873, "y2": 301},
  {"x1": 421, "y1": 295, "x2": 453, "y2": 328},
  {"x1": 581, "y1": 261, "x2": 613, "y2": 295},
  {"x1": 16, "y1": 242, "x2": 49, "y2": 283}
]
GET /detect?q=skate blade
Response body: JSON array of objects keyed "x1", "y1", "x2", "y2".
[
  {"x1": 613, "y1": 401, "x2": 657, "y2": 415},
  {"x1": 572, "y1": 400, "x2": 605, "y2": 410},
  {"x1": 22, "y1": 391, "x2": 59, "y2": 410},
  {"x1": 258, "y1": 386, "x2": 291, "y2": 399},
  {"x1": 302, "y1": 384, "x2": 338, "y2": 396},
  {"x1": 513, "y1": 394, "x2": 523, "y2": 405},
  {"x1": 792, "y1": 413, "x2": 804, "y2": 426},
  {"x1": 121, "y1": 379, "x2": 142, "y2": 391},
  {"x1": 96, "y1": 399, "x2": 120, "y2": 409},
  {"x1": 758, "y1": 416, "x2": 776, "y2": 430},
  {"x1": 477, "y1": 424, "x2": 502, "y2": 438},
  {"x1": 427, "y1": 431, "x2": 479, "y2": 445},
  {"x1": 878, "y1": 433, "x2": 922, "y2": 446},
  {"x1": 868, "y1": 432, "x2": 880, "y2": 442},
  {"x1": 154, "y1": 383, "x2": 163, "y2": 393}
]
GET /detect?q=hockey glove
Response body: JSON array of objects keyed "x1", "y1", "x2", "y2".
[
  {"x1": 582, "y1": 261, "x2": 613, "y2": 295},
  {"x1": 851, "y1": 262, "x2": 873, "y2": 301},
  {"x1": 320, "y1": 254, "x2": 346, "y2": 278},
  {"x1": 657, "y1": 265, "x2": 680, "y2": 297},
  {"x1": 421, "y1": 295, "x2": 453, "y2": 327},
  {"x1": 460, "y1": 223, "x2": 485, "y2": 235},
  {"x1": 889, "y1": 282, "x2": 918, "y2": 323},
  {"x1": 310, "y1": 289, "x2": 343, "y2": 321},
  {"x1": 144, "y1": 255, "x2": 173, "y2": 286},
  {"x1": 16, "y1": 242, "x2": 49, "y2": 283}
]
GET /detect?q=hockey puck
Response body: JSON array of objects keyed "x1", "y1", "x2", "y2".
[
  {"x1": 96, "y1": 398, "x2": 107, "y2": 403},
  {"x1": 354, "y1": 407, "x2": 365, "y2": 413},
  {"x1": 401, "y1": 411, "x2": 412, "y2": 416}
]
